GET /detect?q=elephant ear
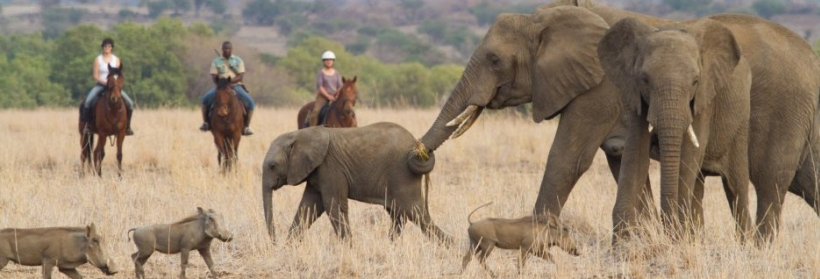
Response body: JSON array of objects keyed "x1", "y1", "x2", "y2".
[
  {"x1": 287, "y1": 128, "x2": 330, "y2": 185},
  {"x1": 598, "y1": 18, "x2": 656, "y2": 116},
  {"x1": 688, "y1": 19, "x2": 742, "y2": 116},
  {"x1": 530, "y1": 6, "x2": 609, "y2": 122}
]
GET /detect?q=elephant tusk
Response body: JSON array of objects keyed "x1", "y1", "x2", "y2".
[
  {"x1": 451, "y1": 107, "x2": 481, "y2": 139},
  {"x1": 648, "y1": 123, "x2": 654, "y2": 133},
  {"x1": 687, "y1": 125, "x2": 700, "y2": 148},
  {"x1": 446, "y1": 105, "x2": 478, "y2": 127}
]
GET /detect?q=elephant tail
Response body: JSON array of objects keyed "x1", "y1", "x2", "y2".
[
  {"x1": 424, "y1": 174, "x2": 431, "y2": 215},
  {"x1": 467, "y1": 202, "x2": 493, "y2": 225},
  {"x1": 126, "y1": 228, "x2": 136, "y2": 241}
]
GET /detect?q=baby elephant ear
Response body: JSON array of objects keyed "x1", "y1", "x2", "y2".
[
  {"x1": 598, "y1": 17, "x2": 656, "y2": 116},
  {"x1": 286, "y1": 128, "x2": 330, "y2": 185},
  {"x1": 688, "y1": 19, "x2": 742, "y2": 116}
]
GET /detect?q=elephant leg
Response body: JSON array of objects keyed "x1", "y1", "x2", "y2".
[
  {"x1": 322, "y1": 194, "x2": 351, "y2": 240},
  {"x1": 606, "y1": 152, "x2": 656, "y2": 219},
  {"x1": 386, "y1": 207, "x2": 407, "y2": 241},
  {"x1": 288, "y1": 186, "x2": 326, "y2": 241},
  {"x1": 721, "y1": 175, "x2": 753, "y2": 242},
  {"x1": 533, "y1": 98, "x2": 618, "y2": 217},
  {"x1": 789, "y1": 140, "x2": 820, "y2": 216},
  {"x1": 612, "y1": 113, "x2": 652, "y2": 243},
  {"x1": 399, "y1": 201, "x2": 454, "y2": 246},
  {"x1": 673, "y1": 136, "x2": 706, "y2": 239},
  {"x1": 689, "y1": 172, "x2": 706, "y2": 229}
]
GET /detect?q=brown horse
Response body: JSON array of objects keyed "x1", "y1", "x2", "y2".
[
  {"x1": 79, "y1": 64, "x2": 127, "y2": 177},
  {"x1": 297, "y1": 76, "x2": 358, "y2": 129},
  {"x1": 209, "y1": 77, "x2": 244, "y2": 172}
]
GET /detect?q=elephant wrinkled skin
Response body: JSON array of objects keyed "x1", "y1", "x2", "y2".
[{"x1": 417, "y1": 0, "x2": 820, "y2": 243}]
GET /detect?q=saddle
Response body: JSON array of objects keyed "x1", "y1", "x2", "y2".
[{"x1": 303, "y1": 103, "x2": 330, "y2": 127}]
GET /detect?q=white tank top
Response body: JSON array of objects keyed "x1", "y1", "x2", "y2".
[{"x1": 97, "y1": 54, "x2": 119, "y2": 81}]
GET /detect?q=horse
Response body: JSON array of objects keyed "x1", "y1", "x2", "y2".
[
  {"x1": 209, "y1": 77, "x2": 244, "y2": 173},
  {"x1": 297, "y1": 76, "x2": 358, "y2": 129},
  {"x1": 79, "y1": 64, "x2": 127, "y2": 177}
]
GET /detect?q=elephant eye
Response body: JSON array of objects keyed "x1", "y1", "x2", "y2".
[
  {"x1": 692, "y1": 78, "x2": 699, "y2": 87},
  {"x1": 487, "y1": 54, "x2": 501, "y2": 67},
  {"x1": 640, "y1": 73, "x2": 650, "y2": 85}
]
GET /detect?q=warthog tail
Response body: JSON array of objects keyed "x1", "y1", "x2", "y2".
[
  {"x1": 126, "y1": 228, "x2": 136, "y2": 241},
  {"x1": 468, "y1": 202, "x2": 493, "y2": 225}
]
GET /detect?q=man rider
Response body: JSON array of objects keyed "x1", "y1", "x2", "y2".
[{"x1": 199, "y1": 41, "x2": 255, "y2": 136}]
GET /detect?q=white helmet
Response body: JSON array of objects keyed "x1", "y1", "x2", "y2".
[{"x1": 321, "y1": 50, "x2": 336, "y2": 60}]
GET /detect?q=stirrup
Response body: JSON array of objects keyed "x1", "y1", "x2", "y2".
[
  {"x1": 126, "y1": 128, "x2": 135, "y2": 136},
  {"x1": 200, "y1": 122, "x2": 210, "y2": 131},
  {"x1": 242, "y1": 127, "x2": 254, "y2": 136}
]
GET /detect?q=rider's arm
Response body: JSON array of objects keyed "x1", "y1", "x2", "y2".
[
  {"x1": 92, "y1": 57, "x2": 105, "y2": 85},
  {"x1": 231, "y1": 58, "x2": 245, "y2": 84},
  {"x1": 231, "y1": 73, "x2": 243, "y2": 84},
  {"x1": 317, "y1": 71, "x2": 335, "y2": 100}
]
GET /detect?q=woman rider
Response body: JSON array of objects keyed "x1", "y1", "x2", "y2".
[{"x1": 80, "y1": 38, "x2": 135, "y2": 135}]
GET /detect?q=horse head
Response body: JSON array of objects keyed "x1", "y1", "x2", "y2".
[
  {"x1": 339, "y1": 76, "x2": 357, "y2": 117},
  {"x1": 105, "y1": 64, "x2": 124, "y2": 104},
  {"x1": 215, "y1": 77, "x2": 234, "y2": 117}
]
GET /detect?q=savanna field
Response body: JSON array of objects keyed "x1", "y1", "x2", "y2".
[{"x1": 2, "y1": 108, "x2": 820, "y2": 278}]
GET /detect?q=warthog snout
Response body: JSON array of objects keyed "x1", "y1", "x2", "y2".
[{"x1": 219, "y1": 232, "x2": 234, "y2": 242}]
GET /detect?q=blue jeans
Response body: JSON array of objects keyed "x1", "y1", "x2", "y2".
[
  {"x1": 84, "y1": 84, "x2": 134, "y2": 110},
  {"x1": 201, "y1": 84, "x2": 255, "y2": 111}
]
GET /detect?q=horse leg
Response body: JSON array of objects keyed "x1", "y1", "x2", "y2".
[
  {"x1": 94, "y1": 135, "x2": 107, "y2": 177},
  {"x1": 213, "y1": 134, "x2": 226, "y2": 172},
  {"x1": 116, "y1": 134, "x2": 125, "y2": 177}
]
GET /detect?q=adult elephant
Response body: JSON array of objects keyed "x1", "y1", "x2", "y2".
[{"x1": 418, "y1": 0, "x2": 820, "y2": 242}]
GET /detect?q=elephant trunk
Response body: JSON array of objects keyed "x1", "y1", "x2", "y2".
[
  {"x1": 262, "y1": 172, "x2": 275, "y2": 241},
  {"x1": 420, "y1": 63, "x2": 481, "y2": 151},
  {"x1": 408, "y1": 149, "x2": 436, "y2": 175},
  {"x1": 652, "y1": 92, "x2": 693, "y2": 230}
]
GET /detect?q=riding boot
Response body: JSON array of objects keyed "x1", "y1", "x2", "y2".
[
  {"x1": 81, "y1": 106, "x2": 93, "y2": 134},
  {"x1": 243, "y1": 110, "x2": 254, "y2": 136},
  {"x1": 199, "y1": 104, "x2": 210, "y2": 131},
  {"x1": 125, "y1": 107, "x2": 135, "y2": 136}
]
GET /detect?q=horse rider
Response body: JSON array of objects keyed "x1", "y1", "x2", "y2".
[
  {"x1": 309, "y1": 50, "x2": 343, "y2": 127},
  {"x1": 199, "y1": 41, "x2": 256, "y2": 136},
  {"x1": 80, "y1": 38, "x2": 135, "y2": 135}
]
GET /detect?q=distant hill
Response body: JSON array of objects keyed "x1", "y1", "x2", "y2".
[{"x1": 2, "y1": 0, "x2": 819, "y2": 64}]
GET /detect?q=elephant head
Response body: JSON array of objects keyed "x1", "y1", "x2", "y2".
[
  {"x1": 419, "y1": 6, "x2": 609, "y2": 150},
  {"x1": 261, "y1": 127, "x2": 329, "y2": 239},
  {"x1": 598, "y1": 18, "x2": 743, "y2": 216}
]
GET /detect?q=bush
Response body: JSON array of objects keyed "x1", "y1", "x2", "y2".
[{"x1": 753, "y1": 0, "x2": 786, "y2": 19}]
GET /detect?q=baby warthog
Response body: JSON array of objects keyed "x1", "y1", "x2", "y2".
[
  {"x1": 128, "y1": 207, "x2": 233, "y2": 279},
  {"x1": 0, "y1": 223, "x2": 118, "y2": 279},
  {"x1": 461, "y1": 203, "x2": 580, "y2": 276}
]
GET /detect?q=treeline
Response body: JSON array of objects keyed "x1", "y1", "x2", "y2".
[{"x1": 0, "y1": 17, "x2": 463, "y2": 109}]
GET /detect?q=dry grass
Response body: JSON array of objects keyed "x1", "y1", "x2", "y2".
[{"x1": 0, "y1": 108, "x2": 819, "y2": 278}]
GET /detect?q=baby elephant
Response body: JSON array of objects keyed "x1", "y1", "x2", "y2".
[
  {"x1": 461, "y1": 203, "x2": 580, "y2": 276},
  {"x1": 128, "y1": 207, "x2": 233, "y2": 279},
  {"x1": 262, "y1": 122, "x2": 453, "y2": 245},
  {"x1": 0, "y1": 223, "x2": 118, "y2": 279}
]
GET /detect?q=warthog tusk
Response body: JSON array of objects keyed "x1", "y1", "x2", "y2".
[
  {"x1": 446, "y1": 105, "x2": 478, "y2": 127},
  {"x1": 687, "y1": 125, "x2": 699, "y2": 148},
  {"x1": 451, "y1": 108, "x2": 480, "y2": 140}
]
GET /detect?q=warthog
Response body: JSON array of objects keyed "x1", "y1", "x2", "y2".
[
  {"x1": 128, "y1": 207, "x2": 233, "y2": 279},
  {"x1": 461, "y1": 203, "x2": 580, "y2": 276},
  {"x1": 0, "y1": 223, "x2": 117, "y2": 279}
]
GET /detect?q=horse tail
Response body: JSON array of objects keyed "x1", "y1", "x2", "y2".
[{"x1": 468, "y1": 202, "x2": 493, "y2": 225}]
